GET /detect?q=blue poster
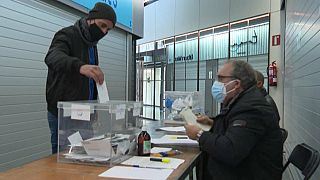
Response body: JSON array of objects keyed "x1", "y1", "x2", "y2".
[{"x1": 72, "y1": 0, "x2": 132, "y2": 29}]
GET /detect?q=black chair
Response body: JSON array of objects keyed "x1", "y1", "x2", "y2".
[
  {"x1": 283, "y1": 143, "x2": 320, "y2": 180},
  {"x1": 280, "y1": 128, "x2": 288, "y2": 144}
]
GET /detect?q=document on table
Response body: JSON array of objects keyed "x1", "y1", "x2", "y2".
[
  {"x1": 151, "y1": 135, "x2": 198, "y2": 146},
  {"x1": 180, "y1": 108, "x2": 211, "y2": 131},
  {"x1": 96, "y1": 80, "x2": 109, "y2": 103},
  {"x1": 158, "y1": 126, "x2": 186, "y2": 132},
  {"x1": 121, "y1": 156, "x2": 184, "y2": 169},
  {"x1": 99, "y1": 166, "x2": 173, "y2": 180}
]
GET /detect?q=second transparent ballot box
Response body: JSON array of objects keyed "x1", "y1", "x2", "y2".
[
  {"x1": 164, "y1": 91, "x2": 204, "y2": 121},
  {"x1": 57, "y1": 100, "x2": 143, "y2": 166}
]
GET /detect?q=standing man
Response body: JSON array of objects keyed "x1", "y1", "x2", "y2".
[
  {"x1": 45, "y1": 3, "x2": 117, "y2": 154},
  {"x1": 185, "y1": 60, "x2": 283, "y2": 180},
  {"x1": 255, "y1": 70, "x2": 280, "y2": 122}
]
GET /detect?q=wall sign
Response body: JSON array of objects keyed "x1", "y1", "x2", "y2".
[
  {"x1": 72, "y1": 0, "x2": 132, "y2": 29},
  {"x1": 272, "y1": 35, "x2": 281, "y2": 46}
]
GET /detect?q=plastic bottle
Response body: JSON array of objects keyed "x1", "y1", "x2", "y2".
[{"x1": 137, "y1": 127, "x2": 151, "y2": 156}]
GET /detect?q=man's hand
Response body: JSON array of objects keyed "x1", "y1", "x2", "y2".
[
  {"x1": 80, "y1": 65, "x2": 104, "y2": 84},
  {"x1": 196, "y1": 115, "x2": 214, "y2": 126},
  {"x1": 184, "y1": 124, "x2": 201, "y2": 140}
]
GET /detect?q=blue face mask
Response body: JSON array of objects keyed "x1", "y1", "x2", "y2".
[{"x1": 211, "y1": 80, "x2": 237, "y2": 103}]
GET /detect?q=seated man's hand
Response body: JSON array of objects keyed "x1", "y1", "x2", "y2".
[
  {"x1": 184, "y1": 124, "x2": 201, "y2": 140},
  {"x1": 196, "y1": 115, "x2": 214, "y2": 126}
]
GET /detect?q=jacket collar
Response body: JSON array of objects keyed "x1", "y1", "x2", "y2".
[
  {"x1": 74, "y1": 17, "x2": 98, "y2": 46},
  {"x1": 220, "y1": 85, "x2": 256, "y2": 115}
]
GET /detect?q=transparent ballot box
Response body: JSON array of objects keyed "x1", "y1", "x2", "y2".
[
  {"x1": 164, "y1": 91, "x2": 204, "y2": 122},
  {"x1": 57, "y1": 100, "x2": 143, "y2": 166}
]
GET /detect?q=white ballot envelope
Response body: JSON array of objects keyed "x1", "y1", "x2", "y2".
[
  {"x1": 180, "y1": 108, "x2": 211, "y2": 131},
  {"x1": 82, "y1": 139, "x2": 115, "y2": 157},
  {"x1": 96, "y1": 80, "x2": 110, "y2": 103}
]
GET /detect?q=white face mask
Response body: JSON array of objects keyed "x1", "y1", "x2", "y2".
[{"x1": 211, "y1": 80, "x2": 237, "y2": 103}]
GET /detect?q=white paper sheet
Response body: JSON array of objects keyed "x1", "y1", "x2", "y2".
[
  {"x1": 151, "y1": 147, "x2": 172, "y2": 154},
  {"x1": 96, "y1": 80, "x2": 109, "y2": 103},
  {"x1": 99, "y1": 166, "x2": 173, "y2": 180},
  {"x1": 71, "y1": 104, "x2": 91, "y2": 121},
  {"x1": 116, "y1": 104, "x2": 126, "y2": 120},
  {"x1": 67, "y1": 131, "x2": 83, "y2": 146},
  {"x1": 151, "y1": 135, "x2": 198, "y2": 146},
  {"x1": 133, "y1": 102, "x2": 141, "y2": 116},
  {"x1": 180, "y1": 108, "x2": 211, "y2": 131},
  {"x1": 159, "y1": 126, "x2": 186, "y2": 132},
  {"x1": 121, "y1": 156, "x2": 184, "y2": 169}
]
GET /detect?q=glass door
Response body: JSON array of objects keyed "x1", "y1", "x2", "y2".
[{"x1": 142, "y1": 62, "x2": 165, "y2": 120}]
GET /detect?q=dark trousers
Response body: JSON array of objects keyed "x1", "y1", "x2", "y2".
[{"x1": 47, "y1": 111, "x2": 58, "y2": 154}]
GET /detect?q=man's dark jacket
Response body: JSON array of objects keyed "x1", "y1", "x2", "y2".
[
  {"x1": 45, "y1": 24, "x2": 98, "y2": 116},
  {"x1": 199, "y1": 87, "x2": 283, "y2": 180},
  {"x1": 259, "y1": 88, "x2": 280, "y2": 122}
]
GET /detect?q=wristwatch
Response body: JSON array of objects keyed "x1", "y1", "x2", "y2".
[{"x1": 196, "y1": 129, "x2": 204, "y2": 141}]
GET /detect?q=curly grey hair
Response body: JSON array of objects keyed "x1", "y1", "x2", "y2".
[{"x1": 227, "y1": 60, "x2": 257, "y2": 90}]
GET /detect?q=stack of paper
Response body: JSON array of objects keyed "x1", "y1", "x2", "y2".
[
  {"x1": 151, "y1": 135, "x2": 198, "y2": 146},
  {"x1": 158, "y1": 126, "x2": 186, "y2": 132}
]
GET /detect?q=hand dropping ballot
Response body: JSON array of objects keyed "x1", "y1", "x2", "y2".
[
  {"x1": 180, "y1": 108, "x2": 211, "y2": 131},
  {"x1": 96, "y1": 80, "x2": 109, "y2": 103}
]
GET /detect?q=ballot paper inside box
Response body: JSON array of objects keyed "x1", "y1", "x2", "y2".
[
  {"x1": 164, "y1": 91, "x2": 204, "y2": 121},
  {"x1": 57, "y1": 100, "x2": 143, "y2": 166}
]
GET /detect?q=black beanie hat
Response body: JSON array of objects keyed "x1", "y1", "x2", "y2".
[{"x1": 87, "y1": 3, "x2": 117, "y2": 27}]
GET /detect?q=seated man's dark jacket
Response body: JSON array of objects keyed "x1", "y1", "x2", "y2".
[
  {"x1": 199, "y1": 87, "x2": 283, "y2": 180},
  {"x1": 259, "y1": 88, "x2": 280, "y2": 122},
  {"x1": 45, "y1": 20, "x2": 98, "y2": 117}
]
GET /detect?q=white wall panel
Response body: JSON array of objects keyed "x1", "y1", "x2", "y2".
[
  {"x1": 138, "y1": 0, "x2": 274, "y2": 45},
  {"x1": 271, "y1": 0, "x2": 281, "y2": 12},
  {"x1": 137, "y1": 2, "x2": 156, "y2": 44},
  {"x1": 230, "y1": 0, "x2": 270, "y2": 21},
  {"x1": 285, "y1": 0, "x2": 320, "y2": 179},
  {"x1": 174, "y1": 0, "x2": 199, "y2": 35},
  {"x1": 155, "y1": 0, "x2": 175, "y2": 40},
  {"x1": 199, "y1": 0, "x2": 230, "y2": 29}
]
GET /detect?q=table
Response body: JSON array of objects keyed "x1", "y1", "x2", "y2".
[
  {"x1": 0, "y1": 120, "x2": 203, "y2": 180},
  {"x1": 0, "y1": 148, "x2": 201, "y2": 180}
]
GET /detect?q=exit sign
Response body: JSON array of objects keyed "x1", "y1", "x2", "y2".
[{"x1": 272, "y1": 35, "x2": 281, "y2": 46}]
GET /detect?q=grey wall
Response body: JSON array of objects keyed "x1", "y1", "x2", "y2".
[
  {"x1": 0, "y1": 0, "x2": 129, "y2": 171},
  {"x1": 138, "y1": 0, "x2": 279, "y2": 44},
  {"x1": 285, "y1": 0, "x2": 320, "y2": 179}
]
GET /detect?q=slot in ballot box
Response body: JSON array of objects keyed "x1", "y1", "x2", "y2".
[{"x1": 57, "y1": 100, "x2": 143, "y2": 166}]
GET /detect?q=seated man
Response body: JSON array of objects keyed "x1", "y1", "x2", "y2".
[
  {"x1": 255, "y1": 70, "x2": 280, "y2": 122},
  {"x1": 185, "y1": 60, "x2": 283, "y2": 180}
]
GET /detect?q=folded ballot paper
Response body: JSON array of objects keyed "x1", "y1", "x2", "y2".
[
  {"x1": 96, "y1": 80, "x2": 110, "y2": 103},
  {"x1": 179, "y1": 108, "x2": 211, "y2": 131}
]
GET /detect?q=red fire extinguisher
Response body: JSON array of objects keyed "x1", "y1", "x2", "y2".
[{"x1": 268, "y1": 61, "x2": 277, "y2": 86}]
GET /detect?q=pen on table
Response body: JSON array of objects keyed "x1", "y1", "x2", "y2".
[
  {"x1": 151, "y1": 150, "x2": 182, "y2": 157},
  {"x1": 150, "y1": 157, "x2": 171, "y2": 163},
  {"x1": 131, "y1": 165, "x2": 163, "y2": 169},
  {"x1": 170, "y1": 136, "x2": 189, "y2": 139}
]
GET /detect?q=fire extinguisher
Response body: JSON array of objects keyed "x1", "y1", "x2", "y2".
[{"x1": 268, "y1": 61, "x2": 277, "y2": 86}]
